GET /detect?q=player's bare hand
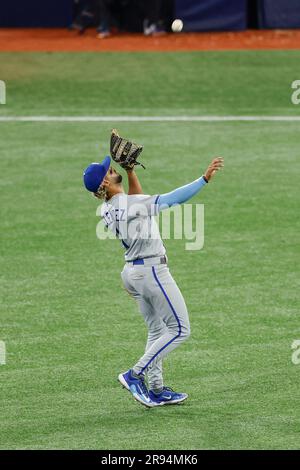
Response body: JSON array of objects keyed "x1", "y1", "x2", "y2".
[{"x1": 204, "y1": 157, "x2": 224, "y2": 182}]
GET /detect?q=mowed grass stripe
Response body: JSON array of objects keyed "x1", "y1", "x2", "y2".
[
  {"x1": 1, "y1": 51, "x2": 300, "y2": 117},
  {"x1": 1, "y1": 116, "x2": 300, "y2": 122}
]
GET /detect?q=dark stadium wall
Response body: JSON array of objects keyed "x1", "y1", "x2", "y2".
[
  {"x1": 258, "y1": 0, "x2": 300, "y2": 29},
  {"x1": 0, "y1": 0, "x2": 174, "y2": 31},
  {"x1": 1, "y1": 0, "x2": 299, "y2": 30},
  {"x1": 175, "y1": 0, "x2": 248, "y2": 32},
  {"x1": 0, "y1": 0, "x2": 73, "y2": 27}
]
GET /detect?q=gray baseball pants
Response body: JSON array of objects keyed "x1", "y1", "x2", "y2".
[{"x1": 121, "y1": 261, "x2": 190, "y2": 390}]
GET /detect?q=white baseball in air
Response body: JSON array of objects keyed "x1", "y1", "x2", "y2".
[{"x1": 171, "y1": 19, "x2": 183, "y2": 33}]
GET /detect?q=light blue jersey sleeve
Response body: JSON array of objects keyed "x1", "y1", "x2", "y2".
[{"x1": 156, "y1": 176, "x2": 208, "y2": 212}]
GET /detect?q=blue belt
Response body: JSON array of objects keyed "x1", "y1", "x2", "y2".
[
  {"x1": 131, "y1": 256, "x2": 167, "y2": 266},
  {"x1": 132, "y1": 259, "x2": 145, "y2": 265}
]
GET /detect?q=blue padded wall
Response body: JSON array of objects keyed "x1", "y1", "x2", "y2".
[{"x1": 175, "y1": 0, "x2": 248, "y2": 32}]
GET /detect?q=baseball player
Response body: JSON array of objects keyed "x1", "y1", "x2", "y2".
[{"x1": 83, "y1": 130, "x2": 223, "y2": 408}]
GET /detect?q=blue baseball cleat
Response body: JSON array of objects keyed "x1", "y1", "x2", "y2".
[
  {"x1": 118, "y1": 369, "x2": 155, "y2": 408},
  {"x1": 149, "y1": 387, "x2": 188, "y2": 406}
]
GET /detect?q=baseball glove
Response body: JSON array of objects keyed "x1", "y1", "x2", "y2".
[{"x1": 110, "y1": 129, "x2": 145, "y2": 170}]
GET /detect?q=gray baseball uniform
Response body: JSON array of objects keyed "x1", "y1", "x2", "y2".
[{"x1": 101, "y1": 193, "x2": 190, "y2": 390}]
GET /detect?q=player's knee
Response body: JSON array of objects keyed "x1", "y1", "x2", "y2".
[
  {"x1": 167, "y1": 315, "x2": 190, "y2": 340},
  {"x1": 180, "y1": 322, "x2": 191, "y2": 341},
  {"x1": 168, "y1": 321, "x2": 190, "y2": 341},
  {"x1": 148, "y1": 324, "x2": 165, "y2": 338}
]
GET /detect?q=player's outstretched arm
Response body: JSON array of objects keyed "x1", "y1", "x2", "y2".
[
  {"x1": 126, "y1": 169, "x2": 143, "y2": 195},
  {"x1": 157, "y1": 157, "x2": 223, "y2": 211}
]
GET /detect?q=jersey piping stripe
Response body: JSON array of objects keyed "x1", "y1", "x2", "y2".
[
  {"x1": 154, "y1": 195, "x2": 160, "y2": 214},
  {"x1": 138, "y1": 266, "x2": 182, "y2": 375},
  {"x1": 121, "y1": 239, "x2": 129, "y2": 249},
  {"x1": 115, "y1": 226, "x2": 129, "y2": 249}
]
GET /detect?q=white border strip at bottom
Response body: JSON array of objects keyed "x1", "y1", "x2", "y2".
[{"x1": 0, "y1": 115, "x2": 300, "y2": 122}]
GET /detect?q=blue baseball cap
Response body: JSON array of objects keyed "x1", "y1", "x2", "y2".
[{"x1": 83, "y1": 156, "x2": 111, "y2": 192}]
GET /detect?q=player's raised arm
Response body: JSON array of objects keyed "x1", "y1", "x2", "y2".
[
  {"x1": 109, "y1": 129, "x2": 145, "y2": 195},
  {"x1": 156, "y1": 157, "x2": 224, "y2": 211},
  {"x1": 126, "y1": 169, "x2": 143, "y2": 195}
]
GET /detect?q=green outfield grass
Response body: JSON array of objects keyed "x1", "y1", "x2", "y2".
[
  {"x1": 0, "y1": 52, "x2": 300, "y2": 450},
  {"x1": 0, "y1": 51, "x2": 300, "y2": 116}
]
